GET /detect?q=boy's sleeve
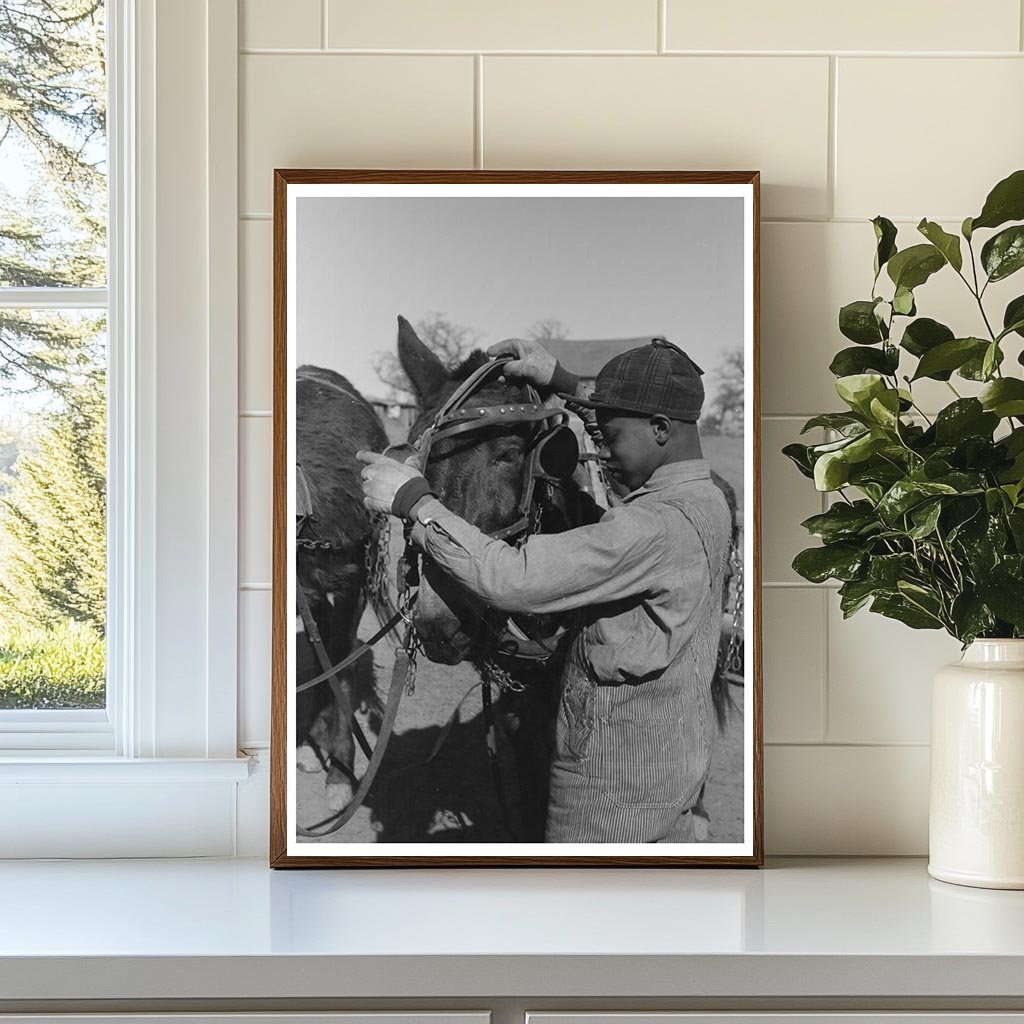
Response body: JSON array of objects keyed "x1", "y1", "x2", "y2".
[{"x1": 408, "y1": 498, "x2": 670, "y2": 615}]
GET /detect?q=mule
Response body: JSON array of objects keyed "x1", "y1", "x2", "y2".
[
  {"x1": 295, "y1": 365, "x2": 387, "y2": 812},
  {"x1": 396, "y1": 317, "x2": 739, "y2": 840}
]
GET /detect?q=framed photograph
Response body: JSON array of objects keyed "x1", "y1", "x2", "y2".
[{"x1": 270, "y1": 170, "x2": 762, "y2": 867}]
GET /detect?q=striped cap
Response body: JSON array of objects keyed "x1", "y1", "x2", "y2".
[{"x1": 566, "y1": 336, "x2": 705, "y2": 421}]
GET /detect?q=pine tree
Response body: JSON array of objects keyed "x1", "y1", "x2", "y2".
[
  {"x1": 0, "y1": 0, "x2": 106, "y2": 395},
  {"x1": 0, "y1": 372, "x2": 105, "y2": 632}
]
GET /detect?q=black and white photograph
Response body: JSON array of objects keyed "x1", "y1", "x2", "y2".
[{"x1": 271, "y1": 171, "x2": 762, "y2": 867}]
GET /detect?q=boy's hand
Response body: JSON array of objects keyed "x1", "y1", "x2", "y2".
[
  {"x1": 487, "y1": 338, "x2": 557, "y2": 388},
  {"x1": 357, "y1": 451, "x2": 434, "y2": 518}
]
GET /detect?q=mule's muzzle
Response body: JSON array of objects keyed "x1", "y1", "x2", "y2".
[{"x1": 412, "y1": 562, "x2": 475, "y2": 665}]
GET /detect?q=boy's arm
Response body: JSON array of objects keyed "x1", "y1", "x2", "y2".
[{"x1": 409, "y1": 498, "x2": 675, "y2": 615}]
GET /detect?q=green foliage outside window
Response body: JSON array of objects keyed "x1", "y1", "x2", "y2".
[
  {"x1": 0, "y1": 1, "x2": 107, "y2": 708},
  {"x1": 785, "y1": 170, "x2": 1024, "y2": 644}
]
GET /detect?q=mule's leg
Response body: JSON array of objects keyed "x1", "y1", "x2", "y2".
[
  {"x1": 296, "y1": 623, "x2": 332, "y2": 773},
  {"x1": 321, "y1": 575, "x2": 366, "y2": 813}
]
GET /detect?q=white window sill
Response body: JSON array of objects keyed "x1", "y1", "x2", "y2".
[{"x1": 0, "y1": 754, "x2": 252, "y2": 782}]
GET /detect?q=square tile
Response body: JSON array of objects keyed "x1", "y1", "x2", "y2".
[
  {"x1": 239, "y1": 589, "x2": 272, "y2": 747},
  {"x1": 666, "y1": 0, "x2": 1020, "y2": 52},
  {"x1": 760, "y1": 417, "x2": 824, "y2": 584},
  {"x1": 241, "y1": 0, "x2": 321, "y2": 49},
  {"x1": 240, "y1": 220, "x2": 272, "y2": 412},
  {"x1": 328, "y1": 0, "x2": 656, "y2": 50},
  {"x1": 826, "y1": 591, "x2": 961, "y2": 743},
  {"x1": 763, "y1": 588, "x2": 825, "y2": 742},
  {"x1": 240, "y1": 416, "x2": 273, "y2": 586},
  {"x1": 836, "y1": 59, "x2": 1024, "y2": 221},
  {"x1": 766, "y1": 744, "x2": 929, "y2": 854},
  {"x1": 241, "y1": 55, "x2": 474, "y2": 213},
  {"x1": 483, "y1": 56, "x2": 830, "y2": 219}
]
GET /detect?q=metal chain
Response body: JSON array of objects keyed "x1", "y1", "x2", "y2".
[
  {"x1": 480, "y1": 657, "x2": 528, "y2": 694},
  {"x1": 396, "y1": 545, "x2": 421, "y2": 695},
  {"x1": 722, "y1": 540, "x2": 745, "y2": 684},
  {"x1": 363, "y1": 512, "x2": 394, "y2": 627}
]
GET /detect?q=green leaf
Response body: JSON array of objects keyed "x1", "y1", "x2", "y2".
[
  {"x1": 917, "y1": 219, "x2": 963, "y2": 272},
  {"x1": 1003, "y1": 295, "x2": 1024, "y2": 339},
  {"x1": 829, "y1": 345, "x2": 899, "y2": 378},
  {"x1": 868, "y1": 553, "x2": 915, "y2": 587},
  {"x1": 950, "y1": 592, "x2": 996, "y2": 644},
  {"x1": 792, "y1": 543, "x2": 865, "y2": 584},
  {"x1": 933, "y1": 399, "x2": 999, "y2": 445},
  {"x1": 980, "y1": 378, "x2": 1024, "y2": 418},
  {"x1": 877, "y1": 479, "x2": 958, "y2": 524},
  {"x1": 838, "y1": 578, "x2": 876, "y2": 617},
  {"x1": 976, "y1": 580, "x2": 1024, "y2": 629},
  {"x1": 868, "y1": 389, "x2": 902, "y2": 431},
  {"x1": 800, "y1": 501, "x2": 879, "y2": 543},
  {"x1": 887, "y1": 243, "x2": 946, "y2": 291},
  {"x1": 892, "y1": 286, "x2": 916, "y2": 316},
  {"x1": 814, "y1": 450, "x2": 851, "y2": 491},
  {"x1": 908, "y1": 500, "x2": 942, "y2": 539},
  {"x1": 982, "y1": 341, "x2": 1000, "y2": 381},
  {"x1": 782, "y1": 442, "x2": 815, "y2": 479},
  {"x1": 839, "y1": 300, "x2": 887, "y2": 345},
  {"x1": 872, "y1": 216, "x2": 898, "y2": 278},
  {"x1": 959, "y1": 344, "x2": 1004, "y2": 381},
  {"x1": 971, "y1": 168, "x2": 1024, "y2": 232},
  {"x1": 962, "y1": 216, "x2": 974, "y2": 241},
  {"x1": 900, "y1": 317, "x2": 954, "y2": 358},
  {"x1": 871, "y1": 594, "x2": 943, "y2": 630},
  {"x1": 835, "y1": 373, "x2": 886, "y2": 413},
  {"x1": 981, "y1": 225, "x2": 1024, "y2": 283},
  {"x1": 911, "y1": 337, "x2": 987, "y2": 381},
  {"x1": 800, "y1": 413, "x2": 865, "y2": 435}
]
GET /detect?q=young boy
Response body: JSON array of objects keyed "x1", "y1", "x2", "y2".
[{"x1": 358, "y1": 336, "x2": 731, "y2": 843}]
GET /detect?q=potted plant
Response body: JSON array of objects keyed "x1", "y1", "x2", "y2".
[{"x1": 785, "y1": 169, "x2": 1024, "y2": 889}]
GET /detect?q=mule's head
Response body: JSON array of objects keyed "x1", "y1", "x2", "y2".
[{"x1": 398, "y1": 315, "x2": 570, "y2": 664}]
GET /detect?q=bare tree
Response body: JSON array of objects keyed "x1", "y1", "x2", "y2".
[
  {"x1": 526, "y1": 317, "x2": 569, "y2": 343},
  {"x1": 702, "y1": 347, "x2": 744, "y2": 436},
  {"x1": 373, "y1": 312, "x2": 480, "y2": 402}
]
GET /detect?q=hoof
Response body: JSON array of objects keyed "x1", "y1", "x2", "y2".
[
  {"x1": 296, "y1": 744, "x2": 323, "y2": 773},
  {"x1": 325, "y1": 777, "x2": 355, "y2": 812}
]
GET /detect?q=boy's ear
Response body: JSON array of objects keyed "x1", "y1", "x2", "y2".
[{"x1": 650, "y1": 413, "x2": 672, "y2": 444}]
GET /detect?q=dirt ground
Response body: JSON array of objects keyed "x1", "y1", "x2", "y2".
[{"x1": 296, "y1": 433, "x2": 747, "y2": 844}]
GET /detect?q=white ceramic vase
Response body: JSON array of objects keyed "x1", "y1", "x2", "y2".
[{"x1": 929, "y1": 639, "x2": 1024, "y2": 889}]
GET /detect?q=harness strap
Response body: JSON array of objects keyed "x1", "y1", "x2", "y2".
[
  {"x1": 295, "y1": 587, "x2": 376, "y2": 762},
  {"x1": 296, "y1": 648, "x2": 411, "y2": 838},
  {"x1": 481, "y1": 676, "x2": 518, "y2": 842},
  {"x1": 294, "y1": 611, "x2": 403, "y2": 694}
]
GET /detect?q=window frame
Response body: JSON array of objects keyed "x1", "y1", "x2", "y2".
[{"x1": 0, "y1": 0, "x2": 248, "y2": 857}]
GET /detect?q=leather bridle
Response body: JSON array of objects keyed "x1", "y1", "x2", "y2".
[{"x1": 412, "y1": 357, "x2": 580, "y2": 545}]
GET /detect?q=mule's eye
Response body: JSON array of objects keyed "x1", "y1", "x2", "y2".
[{"x1": 492, "y1": 445, "x2": 521, "y2": 466}]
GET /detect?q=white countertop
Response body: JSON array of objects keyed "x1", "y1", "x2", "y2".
[{"x1": 1, "y1": 857, "x2": 1023, "y2": 1002}]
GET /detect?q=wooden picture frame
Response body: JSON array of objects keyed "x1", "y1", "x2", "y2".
[{"x1": 271, "y1": 170, "x2": 762, "y2": 867}]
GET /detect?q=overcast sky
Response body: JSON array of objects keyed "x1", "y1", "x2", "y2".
[{"x1": 296, "y1": 195, "x2": 745, "y2": 400}]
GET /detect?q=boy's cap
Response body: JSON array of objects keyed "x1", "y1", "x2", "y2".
[{"x1": 565, "y1": 336, "x2": 705, "y2": 421}]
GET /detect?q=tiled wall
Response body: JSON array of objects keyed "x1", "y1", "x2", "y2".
[{"x1": 236, "y1": 0, "x2": 1024, "y2": 854}]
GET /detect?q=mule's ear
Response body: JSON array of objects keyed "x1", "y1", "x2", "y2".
[{"x1": 397, "y1": 315, "x2": 448, "y2": 403}]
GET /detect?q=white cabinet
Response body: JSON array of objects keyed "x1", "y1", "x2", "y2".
[
  {"x1": 0, "y1": 1017, "x2": 489, "y2": 1024},
  {"x1": 528, "y1": 1017, "x2": 1024, "y2": 1024}
]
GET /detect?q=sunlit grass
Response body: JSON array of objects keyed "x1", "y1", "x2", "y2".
[{"x1": 0, "y1": 620, "x2": 105, "y2": 709}]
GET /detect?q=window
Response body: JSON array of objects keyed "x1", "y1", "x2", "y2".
[
  {"x1": 0, "y1": 0, "x2": 110, "y2": 746},
  {"x1": 0, "y1": 0, "x2": 245, "y2": 856}
]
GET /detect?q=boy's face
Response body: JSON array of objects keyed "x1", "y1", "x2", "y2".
[{"x1": 595, "y1": 411, "x2": 662, "y2": 492}]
